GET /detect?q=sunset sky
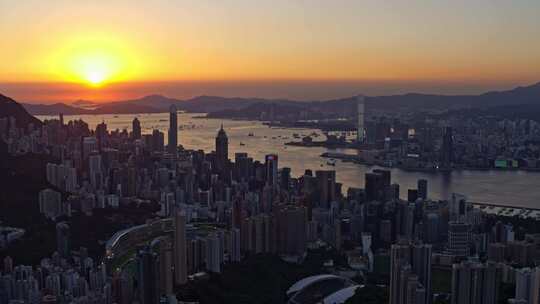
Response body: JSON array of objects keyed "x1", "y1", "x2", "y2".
[{"x1": 1, "y1": 0, "x2": 540, "y2": 103}]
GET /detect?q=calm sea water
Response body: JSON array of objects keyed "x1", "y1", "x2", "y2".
[{"x1": 38, "y1": 113, "x2": 540, "y2": 208}]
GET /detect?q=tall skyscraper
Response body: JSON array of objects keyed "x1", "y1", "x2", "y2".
[
  {"x1": 441, "y1": 126, "x2": 453, "y2": 167},
  {"x1": 390, "y1": 241, "x2": 432, "y2": 304},
  {"x1": 418, "y1": 179, "x2": 428, "y2": 200},
  {"x1": 365, "y1": 170, "x2": 390, "y2": 202},
  {"x1": 234, "y1": 152, "x2": 251, "y2": 182},
  {"x1": 173, "y1": 212, "x2": 187, "y2": 285},
  {"x1": 168, "y1": 105, "x2": 178, "y2": 155},
  {"x1": 451, "y1": 261, "x2": 501, "y2": 304},
  {"x1": 137, "y1": 246, "x2": 159, "y2": 304},
  {"x1": 357, "y1": 95, "x2": 365, "y2": 143},
  {"x1": 132, "y1": 118, "x2": 141, "y2": 140},
  {"x1": 96, "y1": 121, "x2": 108, "y2": 150},
  {"x1": 215, "y1": 124, "x2": 228, "y2": 173},
  {"x1": 316, "y1": 170, "x2": 336, "y2": 208},
  {"x1": 265, "y1": 154, "x2": 278, "y2": 187},
  {"x1": 88, "y1": 153, "x2": 102, "y2": 190}
]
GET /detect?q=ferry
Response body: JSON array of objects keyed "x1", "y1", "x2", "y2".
[
  {"x1": 248, "y1": 133, "x2": 254, "y2": 137},
  {"x1": 239, "y1": 142, "x2": 246, "y2": 146}
]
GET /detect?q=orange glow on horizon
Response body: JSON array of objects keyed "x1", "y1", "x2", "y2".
[{"x1": 1, "y1": 1, "x2": 540, "y2": 102}]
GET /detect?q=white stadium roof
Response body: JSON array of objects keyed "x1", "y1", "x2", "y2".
[{"x1": 286, "y1": 274, "x2": 341, "y2": 296}]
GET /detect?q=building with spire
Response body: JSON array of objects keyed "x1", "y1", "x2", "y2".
[{"x1": 215, "y1": 124, "x2": 229, "y2": 173}]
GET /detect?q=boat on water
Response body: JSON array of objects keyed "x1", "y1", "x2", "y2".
[
  {"x1": 327, "y1": 159, "x2": 336, "y2": 166},
  {"x1": 248, "y1": 133, "x2": 254, "y2": 137},
  {"x1": 240, "y1": 142, "x2": 246, "y2": 146}
]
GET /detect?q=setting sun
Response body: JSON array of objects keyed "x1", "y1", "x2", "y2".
[
  {"x1": 87, "y1": 71, "x2": 106, "y2": 85},
  {"x1": 43, "y1": 33, "x2": 143, "y2": 87},
  {"x1": 73, "y1": 51, "x2": 116, "y2": 86}
]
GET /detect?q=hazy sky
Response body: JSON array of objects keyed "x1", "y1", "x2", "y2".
[{"x1": 1, "y1": 0, "x2": 539, "y2": 102}]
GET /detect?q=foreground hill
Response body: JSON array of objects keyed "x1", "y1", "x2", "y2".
[{"x1": 0, "y1": 94, "x2": 43, "y2": 128}]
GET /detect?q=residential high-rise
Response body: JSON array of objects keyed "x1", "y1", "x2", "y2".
[
  {"x1": 3, "y1": 256, "x2": 13, "y2": 273},
  {"x1": 205, "y1": 234, "x2": 222, "y2": 273},
  {"x1": 512, "y1": 267, "x2": 540, "y2": 304},
  {"x1": 411, "y1": 243, "x2": 432, "y2": 304},
  {"x1": 275, "y1": 205, "x2": 307, "y2": 256},
  {"x1": 241, "y1": 214, "x2": 273, "y2": 254},
  {"x1": 173, "y1": 212, "x2": 187, "y2": 285},
  {"x1": 390, "y1": 241, "x2": 432, "y2": 304},
  {"x1": 82, "y1": 136, "x2": 98, "y2": 160},
  {"x1": 132, "y1": 118, "x2": 141, "y2": 140},
  {"x1": 448, "y1": 221, "x2": 470, "y2": 257},
  {"x1": 56, "y1": 222, "x2": 71, "y2": 258},
  {"x1": 451, "y1": 261, "x2": 501, "y2": 304},
  {"x1": 39, "y1": 188, "x2": 64, "y2": 219},
  {"x1": 356, "y1": 95, "x2": 365, "y2": 143},
  {"x1": 168, "y1": 105, "x2": 178, "y2": 155},
  {"x1": 424, "y1": 213, "x2": 440, "y2": 244},
  {"x1": 230, "y1": 228, "x2": 241, "y2": 262},
  {"x1": 157, "y1": 237, "x2": 174, "y2": 296}
]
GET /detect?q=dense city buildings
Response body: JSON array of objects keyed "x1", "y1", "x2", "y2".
[{"x1": 1, "y1": 96, "x2": 540, "y2": 304}]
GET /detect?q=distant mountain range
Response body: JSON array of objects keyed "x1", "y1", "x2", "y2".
[{"x1": 14, "y1": 81, "x2": 540, "y2": 117}]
